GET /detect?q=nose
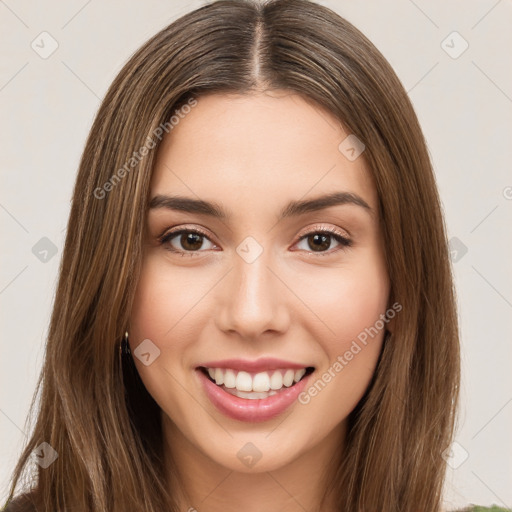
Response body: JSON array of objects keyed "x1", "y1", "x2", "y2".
[{"x1": 215, "y1": 249, "x2": 291, "y2": 339}]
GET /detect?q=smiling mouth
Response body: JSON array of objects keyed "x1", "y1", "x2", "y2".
[{"x1": 198, "y1": 366, "x2": 315, "y2": 400}]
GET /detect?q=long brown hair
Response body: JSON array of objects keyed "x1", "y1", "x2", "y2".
[{"x1": 3, "y1": 0, "x2": 460, "y2": 510}]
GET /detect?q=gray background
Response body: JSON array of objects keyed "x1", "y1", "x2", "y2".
[{"x1": 1, "y1": 0, "x2": 511, "y2": 509}]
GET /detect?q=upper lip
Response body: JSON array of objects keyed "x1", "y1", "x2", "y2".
[{"x1": 197, "y1": 358, "x2": 312, "y2": 373}]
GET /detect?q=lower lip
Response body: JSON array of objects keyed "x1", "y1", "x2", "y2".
[{"x1": 196, "y1": 369, "x2": 312, "y2": 423}]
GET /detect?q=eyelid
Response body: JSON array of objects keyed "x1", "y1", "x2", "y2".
[
  {"x1": 295, "y1": 223, "x2": 350, "y2": 242},
  {"x1": 157, "y1": 224, "x2": 214, "y2": 242},
  {"x1": 158, "y1": 223, "x2": 350, "y2": 242}
]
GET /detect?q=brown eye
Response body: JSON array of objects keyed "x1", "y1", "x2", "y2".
[
  {"x1": 178, "y1": 232, "x2": 204, "y2": 251},
  {"x1": 306, "y1": 233, "x2": 331, "y2": 252},
  {"x1": 159, "y1": 229, "x2": 215, "y2": 256},
  {"x1": 295, "y1": 229, "x2": 352, "y2": 255}
]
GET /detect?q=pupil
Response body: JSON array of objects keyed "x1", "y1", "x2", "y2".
[
  {"x1": 309, "y1": 234, "x2": 329, "y2": 251},
  {"x1": 182, "y1": 233, "x2": 202, "y2": 250}
]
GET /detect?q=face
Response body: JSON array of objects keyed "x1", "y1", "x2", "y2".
[{"x1": 129, "y1": 90, "x2": 391, "y2": 474}]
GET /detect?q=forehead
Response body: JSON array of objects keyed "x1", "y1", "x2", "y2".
[{"x1": 150, "y1": 91, "x2": 377, "y2": 216}]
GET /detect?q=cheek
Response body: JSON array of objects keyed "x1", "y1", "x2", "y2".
[
  {"x1": 293, "y1": 251, "x2": 390, "y2": 348},
  {"x1": 295, "y1": 256, "x2": 389, "y2": 426},
  {"x1": 129, "y1": 254, "x2": 208, "y2": 348},
  {"x1": 128, "y1": 255, "x2": 209, "y2": 417},
  {"x1": 129, "y1": 259, "x2": 173, "y2": 346}
]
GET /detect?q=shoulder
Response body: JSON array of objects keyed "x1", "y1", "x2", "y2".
[{"x1": 2, "y1": 492, "x2": 38, "y2": 512}]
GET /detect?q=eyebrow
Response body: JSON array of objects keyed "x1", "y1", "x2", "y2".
[{"x1": 148, "y1": 191, "x2": 373, "y2": 220}]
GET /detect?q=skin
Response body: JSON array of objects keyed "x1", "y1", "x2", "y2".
[{"x1": 128, "y1": 90, "x2": 391, "y2": 512}]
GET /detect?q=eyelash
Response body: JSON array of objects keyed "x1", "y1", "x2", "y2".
[{"x1": 157, "y1": 225, "x2": 352, "y2": 258}]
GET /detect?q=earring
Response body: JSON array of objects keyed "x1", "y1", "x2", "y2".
[{"x1": 120, "y1": 331, "x2": 131, "y2": 357}]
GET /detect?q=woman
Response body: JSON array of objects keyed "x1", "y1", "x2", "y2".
[{"x1": 3, "y1": 0, "x2": 467, "y2": 510}]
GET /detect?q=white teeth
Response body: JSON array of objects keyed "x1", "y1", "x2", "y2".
[
  {"x1": 252, "y1": 372, "x2": 270, "y2": 392},
  {"x1": 214, "y1": 368, "x2": 223, "y2": 385},
  {"x1": 223, "y1": 369, "x2": 236, "y2": 388},
  {"x1": 294, "y1": 368, "x2": 306, "y2": 382},
  {"x1": 235, "y1": 371, "x2": 252, "y2": 391},
  {"x1": 283, "y1": 369, "x2": 295, "y2": 387},
  {"x1": 228, "y1": 389, "x2": 278, "y2": 399},
  {"x1": 204, "y1": 366, "x2": 309, "y2": 393},
  {"x1": 269, "y1": 371, "x2": 283, "y2": 390}
]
